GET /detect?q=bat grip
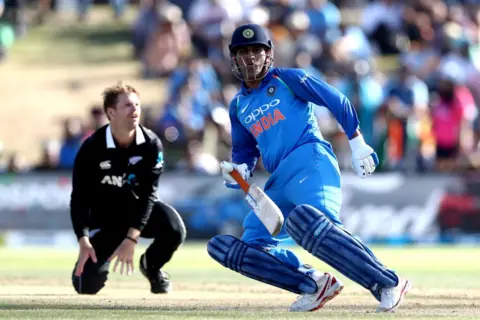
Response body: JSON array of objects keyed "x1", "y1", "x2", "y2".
[{"x1": 229, "y1": 170, "x2": 250, "y2": 194}]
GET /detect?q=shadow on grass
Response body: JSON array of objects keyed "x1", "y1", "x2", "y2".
[
  {"x1": 0, "y1": 301, "x2": 474, "y2": 312},
  {"x1": 12, "y1": 22, "x2": 135, "y2": 65},
  {"x1": 54, "y1": 23, "x2": 132, "y2": 47},
  {"x1": 0, "y1": 303, "x2": 168, "y2": 311},
  {"x1": 53, "y1": 23, "x2": 134, "y2": 65}
]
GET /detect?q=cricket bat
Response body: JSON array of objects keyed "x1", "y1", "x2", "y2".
[{"x1": 222, "y1": 162, "x2": 284, "y2": 236}]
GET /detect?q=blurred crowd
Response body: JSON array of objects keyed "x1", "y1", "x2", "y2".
[
  {"x1": 0, "y1": 106, "x2": 109, "y2": 174},
  {"x1": 2, "y1": 0, "x2": 480, "y2": 175},
  {"x1": 133, "y1": 0, "x2": 480, "y2": 174}
]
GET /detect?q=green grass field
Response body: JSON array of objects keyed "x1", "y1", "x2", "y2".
[{"x1": 0, "y1": 243, "x2": 479, "y2": 319}]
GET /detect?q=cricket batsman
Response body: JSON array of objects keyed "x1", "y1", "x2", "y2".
[{"x1": 207, "y1": 23, "x2": 412, "y2": 312}]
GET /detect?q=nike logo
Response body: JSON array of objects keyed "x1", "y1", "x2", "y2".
[
  {"x1": 241, "y1": 103, "x2": 249, "y2": 114},
  {"x1": 299, "y1": 176, "x2": 308, "y2": 184}
]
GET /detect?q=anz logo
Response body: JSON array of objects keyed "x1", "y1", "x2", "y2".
[
  {"x1": 101, "y1": 174, "x2": 137, "y2": 188},
  {"x1": 101, "y1": 175, "x2": 123, "y2": 187}
]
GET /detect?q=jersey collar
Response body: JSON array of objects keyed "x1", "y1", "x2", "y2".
[
  {"x1": 106, "y1": 125, "x2": 146, "y2": 149},
  {"x1": 241, "y1": 68, "x2": 274, "y2": 95}
]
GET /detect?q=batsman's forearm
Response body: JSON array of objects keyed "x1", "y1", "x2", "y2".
[
  {"x1": 233, "y1": 156, "x2": 257, "y2": 172},
  {"x1": 230, "y1": 114, "x2": 260, "y2": 172},
  {"x1": 232, "y1": 148, "x2": 259, "y2": 172},
  {"x1": 350, "y1": 130, "x2": 361, "y2": 140}
]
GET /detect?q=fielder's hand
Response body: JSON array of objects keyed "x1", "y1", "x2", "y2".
[
  {"x1": 109, "y1": 238, "x2": 136, "y2": 276},
  {"x1": 75, "y1": 236, "x2": 98, "y2": 277},
  {"x1": 221, "y1": 161, "x2": 250, "y2": 189},
  {"x1": 349, "y1": 134, "x2": 379, "y2": 178}
]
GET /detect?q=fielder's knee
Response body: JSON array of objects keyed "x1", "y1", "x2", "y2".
[
  {"x1": 164, "y1": 224, "x2": 186, "y2": 249},
  {"x1": 71, "y1": 262, "x2": 108, "y2": 295},
  {"x1": 162, "y1": 203, "x2": 187, "y2": 247},
  {"x1": 72, "y1": 273, "x2": 107, "y2": 295},
  {"x1": 177, "y1": 219, "x2": 187, "y2": 245}
]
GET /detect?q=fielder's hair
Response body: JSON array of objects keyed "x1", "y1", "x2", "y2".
[{"x1": 102, "y1": 83, "x2": 139, "y2": 115}]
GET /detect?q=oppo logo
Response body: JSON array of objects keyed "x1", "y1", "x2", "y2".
[{"x1": 244, "y1": 99, "x2": 281, "y2": 124}]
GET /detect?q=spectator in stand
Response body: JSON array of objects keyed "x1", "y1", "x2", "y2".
[
  {"x1": 83, "y1": 106, "x2": 108, "y2": 140},
  {"x1": 187, "y1": 0, "x2": 243, "y2": 58},
  {"x1": 361, "y1": 0, "x2": 404, "y2": 55},
  {"x1": 380, "y1": 63, "x2": 429, "y2": 171},
  {"x1": 142, "y1": 4, "x2": 191, "y2": 78},
  {"x1": 0, "y1": 141, "x2": 6, "y2": 173},
  {"x1": 5, "y1": 152, "x2": 28, "y2": 173},
  {"x1": 0, "y1": 0, "x2": 15, "y2": 62},
  {"x1": 58, "y1": 118, "x2": 84, "y2": 169},
  {"x1": 33, "y1": 140, "x2": 61, "y2": 171},
  {"x1": 430, "y1": 64, "x2": 477, "y2": 172}
]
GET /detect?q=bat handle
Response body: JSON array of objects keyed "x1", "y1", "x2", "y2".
[{"x1": 230, "y1": 170, "x2": 250, "y2": 194}]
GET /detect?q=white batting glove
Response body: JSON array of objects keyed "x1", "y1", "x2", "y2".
[
  {"x1": 349, "y1": 135, "x2": 379, "y2": 178},
  {"x1": 220, "y1": 161, "x2": 250, "y2": 189}
]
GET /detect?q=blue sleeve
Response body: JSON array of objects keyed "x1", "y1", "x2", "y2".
[
  {"x1": 229, "y1": 97, "x2": 260, "y2": 171},
  {"x1": 275, "y1": 68, "x2": 360, "y2": 139}
]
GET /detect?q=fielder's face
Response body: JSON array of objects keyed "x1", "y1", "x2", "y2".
[
  {"x1": 234, "y1": 45, "x2": 268, "y2": 81},
  {"x1": 110, "y1": 92, "x2": 141, "y2": 130}
]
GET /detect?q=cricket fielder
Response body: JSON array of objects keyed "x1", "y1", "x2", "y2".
[
  {"x1": 70, "y1": 84, "x2": 186, "y2": 295},
  {"x1": 207, "y1": 23, "x2": 412, "y2": 312}
]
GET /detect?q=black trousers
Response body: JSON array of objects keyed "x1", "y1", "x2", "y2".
[{"x1": 72, "y1": 200, "x2": 186, "y2": 294}]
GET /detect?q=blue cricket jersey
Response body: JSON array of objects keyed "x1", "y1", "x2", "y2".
[{"x1": 230, "y1": 67, "x2": 360, "y2": 174}]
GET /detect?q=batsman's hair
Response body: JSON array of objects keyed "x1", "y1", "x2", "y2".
[{"x1": 102, "y1": 82, "x2": 139, "y2": 119}]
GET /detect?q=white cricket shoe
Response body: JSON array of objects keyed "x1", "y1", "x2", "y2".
[
  {"x1": 376, "y1": 278, "x2": 412, "y2": 313},
  {"x1": 290, "y1": 273, "x2": 344, "y2": 312}
]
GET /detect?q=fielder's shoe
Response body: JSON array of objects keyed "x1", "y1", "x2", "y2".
[
  {"x1": 139, "y1": 254, "x2": 172, "y2": 294},
  {"x1": 376, "y1": 278, "x2": 412, "y2": 313},
  {"x1": 290, "y1": 272, "x2": 344, "y2": 312}
]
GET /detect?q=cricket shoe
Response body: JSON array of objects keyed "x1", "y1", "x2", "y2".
[
  {"x1": 139, "y1": 254, "x2": 172, "y2": 294},
  {"x1": 290, "y1": 272, "x2": 344, "y2": 312},
  {"x1": 376, "y1": 278, "x2": 412, "y2": 313}
]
